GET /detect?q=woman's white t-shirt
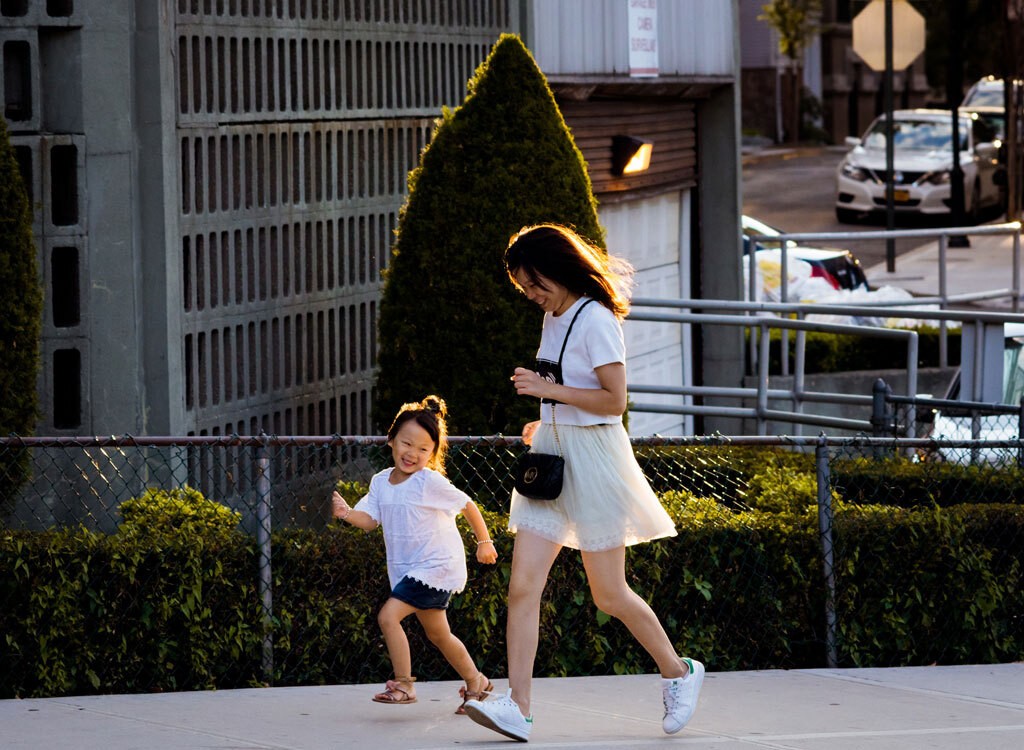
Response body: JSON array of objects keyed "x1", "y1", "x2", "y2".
[
  {"x1": 537, "y1": 297, "x2": 626, "y2": 427},
  {"x1": 353, "y1": 467, "x2": 471, "y2": 593}
]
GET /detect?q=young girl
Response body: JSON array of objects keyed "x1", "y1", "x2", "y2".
[
  {"x1": 331, "y1": 395, "x2": 498, "y2": 712},
  {"x1": 462, "y1": 225, "x2": 704, "y2": 741}
]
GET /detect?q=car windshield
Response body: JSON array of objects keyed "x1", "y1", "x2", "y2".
[
  {"x1": 964, "y1": 87, "x2": 1003, "y2": 107},
  {"x1": 862, "y1": 119, "x2": 969, "y2": 151}
]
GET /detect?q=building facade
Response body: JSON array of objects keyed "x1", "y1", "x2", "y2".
[{"x1": 2, "y1": 0, "x2": 742, "y2": 441}]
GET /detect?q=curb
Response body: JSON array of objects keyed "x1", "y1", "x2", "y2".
[{"x1": 741, "y1": 144, "x2": 844, "y2": 166}]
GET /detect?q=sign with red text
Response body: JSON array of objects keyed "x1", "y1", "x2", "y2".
[{"x1": 628, "y1": 0, "x2": 658, "y2": 77}]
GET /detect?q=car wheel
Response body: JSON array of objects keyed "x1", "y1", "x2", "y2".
[{"x1": 835, "y1": 207, "x2": 860, "y2": 224}]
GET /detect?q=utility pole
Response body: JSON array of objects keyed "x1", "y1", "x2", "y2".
[
  {"x1": 1006, "y1": 0, "x2": 1021, "y2": 221},
  {"x1": 884, "y1": 0, "x2": 896, "y2": 270},
  {"x1": 948, "y1": 0, "x2": 970, "y2": 246}
]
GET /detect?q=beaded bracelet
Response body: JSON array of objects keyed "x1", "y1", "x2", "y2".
[{"x1": 476, "y1": 539, "x2": 494, "y2": 546}]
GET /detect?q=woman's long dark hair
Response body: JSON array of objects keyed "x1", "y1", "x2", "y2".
[
  {"x1": 386, "y1": 395, "x2": 449, "y2": 474},
  {"x1": 504, "y1": 224, "x2": 634, "y2": 319}
]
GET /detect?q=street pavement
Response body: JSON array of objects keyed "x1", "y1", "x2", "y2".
[
  {"x1": 2, "y1": 663, "x2": 1022, "y2": 749},
  {"x1": 866, "y1": 228, "x2": 1023, "y2": 309}
]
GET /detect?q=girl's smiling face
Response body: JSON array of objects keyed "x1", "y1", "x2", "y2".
[
  {"x1": 513, "y1": 269, "x2": 577, "y2": 316},
  {"x1": 388, "y1": 419, "x2": 437, "y2": 478}
]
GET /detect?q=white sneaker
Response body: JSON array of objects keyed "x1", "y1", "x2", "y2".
[
  {"x1": 463, "y1": 689, "x2": 532, "y2": 742},
  {"x1": 662, "y1": 658, "x2": 705, "y2": 734}
]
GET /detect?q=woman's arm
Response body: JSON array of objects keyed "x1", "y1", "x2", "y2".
[
  {"x1": 331, "y1": 491, "x2": 379, "y2": 531},
  {"x1": 512, "y1": 362, "x2": 627, "y2": 416},
  {"x1": 462, "y1": 500, "x2": 497, "y2": 564}
]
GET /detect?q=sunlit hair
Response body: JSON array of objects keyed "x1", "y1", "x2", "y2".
[
  {"x1": 386, "y1": 395, "x2": 449, "y2": 474},
  {"x1": 505, "y1": 224, "x2": 634, "y2": 319}
]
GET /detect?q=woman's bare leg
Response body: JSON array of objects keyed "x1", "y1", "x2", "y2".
[
  {"x1": 581, "y1": 546, "x2": 686, "y2": 679},
  {"x1": 507, "y1": 530, "x2": 562, "y2": 716}
]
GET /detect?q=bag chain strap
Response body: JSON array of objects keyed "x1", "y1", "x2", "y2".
[{"x1": 552, "y1": 403, "x2": 561, "y2": 457}]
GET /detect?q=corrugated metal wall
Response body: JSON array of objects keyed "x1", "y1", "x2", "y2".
[
  {"x1": 560, "y1": 99, "x2": 696, "y2": 196},
  {"x1": 173, "y1": 0, "x2": 517, "y2": 438},
  {"x1": 530, "y1": 0, "x2": 734, "y2": 77}
]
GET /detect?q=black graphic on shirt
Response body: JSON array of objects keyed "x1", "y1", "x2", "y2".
[{"x1": 536, "y1": 358, "x2": 563, "y2": 405}]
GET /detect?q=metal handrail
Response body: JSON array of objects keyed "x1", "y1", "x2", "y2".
[
  {"x1": 624, "y1": 309, "x2": 918, "y2": 436},
  {"x1": 743, "y1": 221, "x2": 1023, "y2": 370},
  {"x1": 630, "y1": 297, "x2": 1024, "y2": 323}
]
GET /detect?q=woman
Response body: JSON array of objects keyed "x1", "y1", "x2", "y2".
[{"x1": 463, "y1": 224, "x2": 705, "y2": 741}]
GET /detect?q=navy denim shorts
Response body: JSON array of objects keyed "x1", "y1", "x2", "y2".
[{"x1": 389, "y1": 576, "x2": 452, "y2": 610}]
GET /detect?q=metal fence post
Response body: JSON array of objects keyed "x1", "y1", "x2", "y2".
[
  {"x1": 757, "y1": 322, "x2": 770, "y2": 435},
  {"x1": 256, "y1": 442, "x2": 273, "y2": 683},
  {"x1": 1014, "y1": 229, "x2": 1021, "y2": 314},
  {"x1": 816, "y1": 436, "x2": 838, "y2": 669},
  {"x1": 1018, "y1": 396, "x2": 1024, "y2": 469},
  {"x1": 871, "y1": 378, "x2": 889, "y2": 437},
  {"x1": 870, "y1": 378, "x2": 893, "y2": 459},
  {"x1": 938, "y1": 234, "x2": 948, "y2": 367}
]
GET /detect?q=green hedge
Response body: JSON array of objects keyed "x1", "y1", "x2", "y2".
[
  {"x1": 760, "y1": 326, "x2": 961, "y2": 374},
  {"x1": 3, "y1": 495, "x2": 1021, "y2": 698},
  {"x1": 832, "y1": 457, "x2": 1024, "y2": 507}
]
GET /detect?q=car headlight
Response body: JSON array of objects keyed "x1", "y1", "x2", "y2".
[
  {"x1": 923, "y1": 170, "x2": 951, "y2": 185},
  {"x1": 841, "y1": 162, "x2": 870, "y2": 181}
]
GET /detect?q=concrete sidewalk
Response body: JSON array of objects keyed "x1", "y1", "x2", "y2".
[
  {"x1": 2, "y1": 664, "x2": 1022, "y2": 749},
  {"x1": 866, "y1": 229, "x2": 1021, "y2": 309}
]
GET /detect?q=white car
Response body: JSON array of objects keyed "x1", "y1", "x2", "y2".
[
  {"x1": 835, "y1": 108, "x2": 1002, "y2": 223},
  {"x1": 961, "y1": 76, "x2": 1006, "y2": 108}
]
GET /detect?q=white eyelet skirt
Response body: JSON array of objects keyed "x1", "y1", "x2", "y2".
[{"x1": 508, "y1": 422, "x2": 677, "y2": 551}]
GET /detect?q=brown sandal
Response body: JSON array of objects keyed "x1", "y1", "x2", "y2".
[
  {"x1": 372, "y1": 676, "x2": 417, "y2": 704},
  {"x1": 455, "y1": 673, "x2": 493, "y2": 715}
]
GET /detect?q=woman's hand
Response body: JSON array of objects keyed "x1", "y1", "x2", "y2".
[
  {"x1": 476, "y1": 540, "x2": 498, "y2": 564},
  {"x1": 511, "y1": 367, "x2": 551, "y2": 400},
  {"x1": 521, "y1": 420, "x2": 541, "y2": 446}
]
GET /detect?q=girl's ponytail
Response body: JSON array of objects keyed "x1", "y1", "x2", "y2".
[{"x1": 421, "y1": 395, "x2": 447, "y2": 420}]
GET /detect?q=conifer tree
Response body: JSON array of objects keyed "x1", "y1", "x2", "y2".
[
  {"x1": 0, "y1": 117, "x2": 42, "y2": 507},
  {"x1": 374, "y1": 34, "x2": 603, "y2": 434}
]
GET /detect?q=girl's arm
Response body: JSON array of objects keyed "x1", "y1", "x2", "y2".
[
  {"x1": 512, "y1": 362, "x2": 626, "y2": 416},
  {"x1": 331, "y1": 491, "x2": 379, "y2": 531},
  {"x1": 462, "y1": 500, "x2": 497, "y2": 564}
]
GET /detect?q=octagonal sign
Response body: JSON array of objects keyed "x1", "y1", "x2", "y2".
[{"x1": 853, "y1": 0, "x2": 926, "y2": 71}]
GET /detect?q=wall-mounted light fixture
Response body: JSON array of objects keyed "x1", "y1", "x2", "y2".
[{"x1": 612, "y1": 135, "x2": 653, "y2": 175}]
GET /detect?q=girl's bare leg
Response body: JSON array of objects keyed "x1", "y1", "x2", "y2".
[
  {"x1": 415, "y1": 608, "x2": 485, "y2": 689},
  {"x1": 506, "y1": 530, "x2": 562, "y2": 716},
  {"x1": 378, "y1": 597, "x2": 419, "y2": 697},
  {"x1": 581, "y1": 546, "x2": 686, "y2": 679}
]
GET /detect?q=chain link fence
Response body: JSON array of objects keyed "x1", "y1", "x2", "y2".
[
  {"x1": 872, "y1": 378, "x2": 1024, "y2": 464},
  {"x1": 2, "y1": 435, "x2": 1022, "y2": 698}
]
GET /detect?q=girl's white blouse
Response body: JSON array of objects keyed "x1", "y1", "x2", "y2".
[{"x1": 354, "y1": 467, "x2": 471, "y2": 593}]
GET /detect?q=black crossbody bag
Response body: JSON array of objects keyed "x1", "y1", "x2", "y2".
[{"x1": 513, "y1": 300, "x2": 594, "y2": 501}]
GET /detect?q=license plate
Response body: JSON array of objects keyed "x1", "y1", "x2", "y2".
[{"x1": 893, "y1": 189, "x2": 910, "y2": 202}]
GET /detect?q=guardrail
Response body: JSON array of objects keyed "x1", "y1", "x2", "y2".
[
  {"x1": 625, "y1": 306, "x2": 918, "y2": 435},
  {"x1": 626, "y1": 297, "x2": 1024, "y2": 436},
  {"x1": 762, "y1": 220, "x2": 1023, "y2": 310},
  {"x1": 751, "y1": 221, "x2": 1022, "y2": 371}
]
